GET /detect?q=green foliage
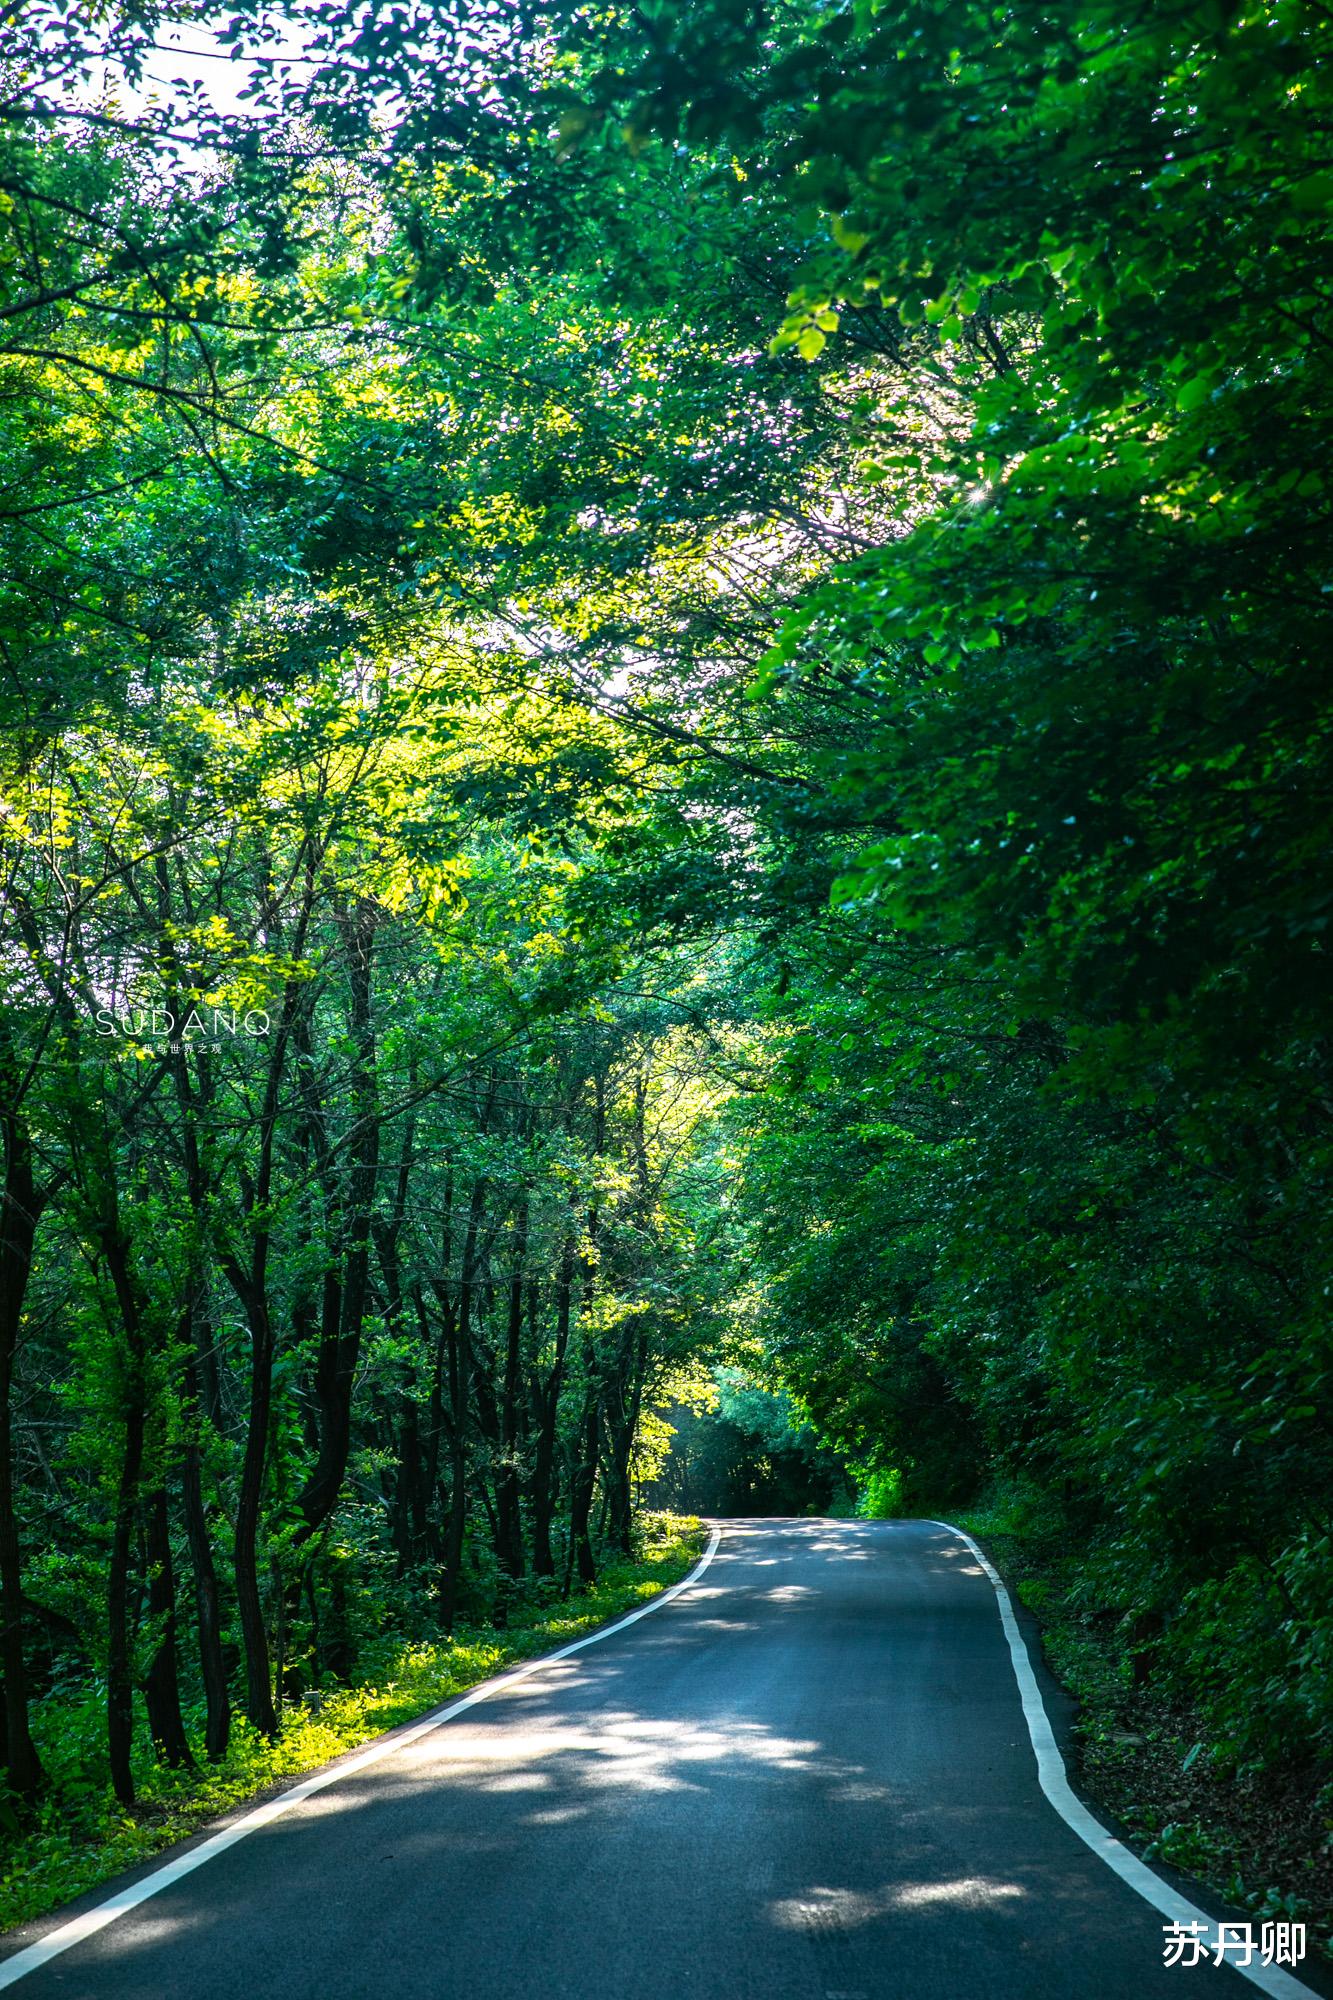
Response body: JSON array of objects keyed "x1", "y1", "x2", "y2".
[
  {"x1": 855, "y1": 1469, "x2": 904, "y2": 1521},
  {"x1": 582, "y1": 0, "x2": 1333, "y2": 1788},
  {"x1": 646, "y1": 1369, "x2": 850, "y2": 1516}
]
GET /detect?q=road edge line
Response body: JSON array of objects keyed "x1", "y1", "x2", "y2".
[
  {"x1": 0, "y1": 1525, "x2": 724, "y2": 1993},
  {"x1": 929, "y1": 1520, "x2": 1319, "y2": 2000}
]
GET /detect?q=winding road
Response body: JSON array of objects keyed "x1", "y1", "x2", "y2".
[{"x1": 0, "y1": 1520, "x2": 1323, "y2": 2000}]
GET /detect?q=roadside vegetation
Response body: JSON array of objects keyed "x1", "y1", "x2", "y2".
[
  {"x1": 0, "y1": 1517, "x2": 705, "y2": 1934},
  {"x1": 960, "y1": 1490, "x2": 1333, "y2": 1957}
]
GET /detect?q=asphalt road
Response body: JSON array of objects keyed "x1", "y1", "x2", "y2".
[{"x1": 0, "y1": 1519, "x2": 1320, "y2": 2000}]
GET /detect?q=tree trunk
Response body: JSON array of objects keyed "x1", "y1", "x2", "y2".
[
  {"x1": 222, "y1": 962, "x2": 309, "y2": 1741},
  {"x1": 604, "y1": 1327, "x2": 648, "y2": 1559},
  {"x1": 233, "y1": 1290, "x2": 278, "y2": 1737},
  {"x1": 434, "y1": 1173, "x2": 487, "y2": 1632},
  {"x1": 0, "y1": 1094, "x2": 44, "y2": 1801},
  {"x1": 567, "y1": 1144, "x2": 604, "y2": 1593},
  {"x1": 99, "y1": 1222, "x2": 150, "y2": 1807},
  {"x1": 292, "y1": 904, "x2": 379, "y2": 1550},
  {"x1": 494, "y1": 1200, "x2": 528, "y2": 1593},
  {"x1": 106, "y1": 1402, "x2": 144, "y2": 1807},
  {"x1": 160, "y1": 921, "x2": 230, "y2": 1755},
  {"x1": 180, "y1": 1395, "x2": 230, "y2": 1760},
  {"x1": 530, "y1": 1237, "x2": 574, "y2": 1578},
  {"x1": 567, "y1": 1402, "x2": 599, "y2": 1589},
  {"x1": 143, "y1": 1485, "x2": 196, "y2": 1769}
]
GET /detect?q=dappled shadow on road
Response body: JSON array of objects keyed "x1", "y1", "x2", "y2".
[
  {"x1": 769, "y1": 1874, "x2": 1029, "y2": 1929},
  {"x1": 722, "y1": 1518, "x2": 988, "y2": 1581},
  {"x1": 723, "y1": 1519, "x2": 880, "y2": 1565},
  {"x1": 923, "y1": 1537, "x2": 988, "y2": 1579},
  {"x1": 401, "y1": 1710, "x2": 832, "y2": 1808},
  {"x1": 67, "y1": 1668, "x2": 1186, "y2": 2000}
]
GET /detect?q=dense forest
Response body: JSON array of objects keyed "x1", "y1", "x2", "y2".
[{"x1": 1, "y1": 0, "x2": 1329, "y2": 1925}]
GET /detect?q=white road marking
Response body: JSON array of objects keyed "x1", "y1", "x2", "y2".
[
  {"x1": 0, "y1": 1528, "x2": 723, "y2": 1991},
  {"x1": 932, "y1": 1520, "x2": 1321, "y2": 2000}
]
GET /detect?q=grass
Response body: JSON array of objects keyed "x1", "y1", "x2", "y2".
[{"x1": 0, "y1": 1513, "x2": 707, "y2": 1938}]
